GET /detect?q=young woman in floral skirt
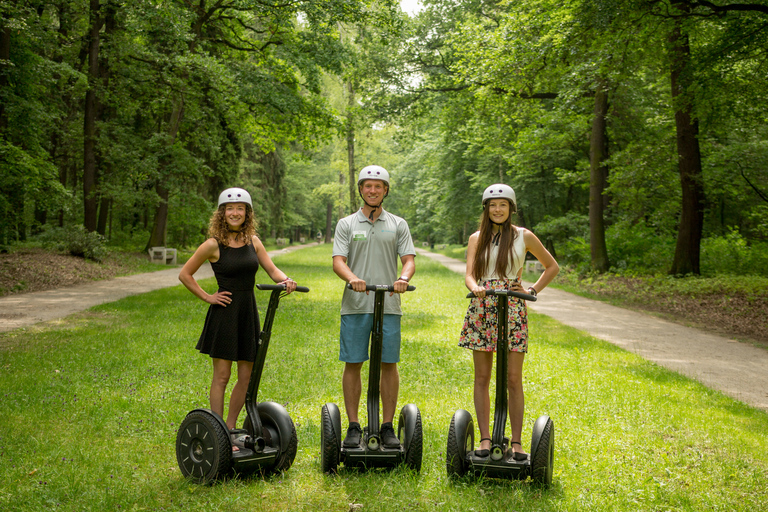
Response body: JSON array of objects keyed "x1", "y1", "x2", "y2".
[{"x1": 459, "y1": 184, "x2": 559, "y2": 460}]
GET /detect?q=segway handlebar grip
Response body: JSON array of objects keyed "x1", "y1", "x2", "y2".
[
  {"x1": 256, "y1": 284, "x2": 310, "y2": 293},
  {"x1": 346, "y1": 283, "x2": 416, "y2": 292},
  {"x1": 465, "y1": 289, "x2": 537, "y2": 301}
]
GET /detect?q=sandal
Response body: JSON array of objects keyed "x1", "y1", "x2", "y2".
[
  {"x1": 509, "y1": 441, "x2": 528, "y2": 461},
  {"x1": 474, "y1": 437, "x2": 492, "y2": 458},
  {"x1": 230, "y1": 430, "x2": 248, "y2": 452}
]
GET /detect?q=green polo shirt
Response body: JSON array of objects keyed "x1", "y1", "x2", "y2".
[{"x1": 333, "y1": 208, "x2": 416, "y2": 315}]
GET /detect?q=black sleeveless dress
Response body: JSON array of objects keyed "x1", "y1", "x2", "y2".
[{"x1": 196, "y1": 242, "x2": 261, "y2": 362}]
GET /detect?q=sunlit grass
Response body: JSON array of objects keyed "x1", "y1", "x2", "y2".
[{"x1": 1, "y1": 244, "x2": 766, "y2": 511}]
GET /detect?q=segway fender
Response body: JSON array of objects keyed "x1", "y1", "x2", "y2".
[
  {"x1": 398, "y1": 403, "x2": 420, "y2": 452},
  {"x1": 189, "y1": 408, "x2": 230, "y2": 437},
  {"x1": 452, "y1": 409, "x2": 474, "y2": 441},
  {"x1": 530, "y1": 414, "x2": 552, "y2": 462},
  {"x1": 257, "y1": 401, "x2": 294, "y2": 453},
  {"x1": 323, "y1": 402, "x2": 342, "y2": 446}
]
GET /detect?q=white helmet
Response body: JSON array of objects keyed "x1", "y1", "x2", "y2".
[
  {"x1": 357, "y1": 165, "x2": 390, "y2": 186},
  {"x1": 482, "y1": 184, "x2": 516, "y2": 208},
  {"x1": 217, "y1": 187, "x2": 252, "y2": 208}
]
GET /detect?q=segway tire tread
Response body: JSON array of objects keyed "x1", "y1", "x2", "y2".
[
  {"x1": 273, "y1": 420, "x2": 298, "y2": 473},
  {"x1": 176, "y1": 410, "x2": 232, "y2": 483},
  {"x1": 320, "y1": 404, "x2": 341, "y2": 473},
  {"x1": 446, "y1": 415, "x2": 468, "y2": 478},
  {"x1": 531, "y1": 418, "x2": 554, "y2": 486},
  {"x1": 402, "y1": 409, "x2": 423, "y2": 472}
]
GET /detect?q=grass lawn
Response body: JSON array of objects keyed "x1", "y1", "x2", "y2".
[{"x1": 1, "y1": 244, "x2": 766, "y2": 511}]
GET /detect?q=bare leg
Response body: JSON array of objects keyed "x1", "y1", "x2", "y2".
[
  {"x1": 226, "y1": 360, "x2": 253, "y2": 430},
  {"x1": 210, "y1": 358, "x2": 232, "y2": 419},
  {"x1": 380, "y1": 362, "x2": 399, "y2": 423},
  {"x1": 472, "y1": 350, "x2": 494, "y2": 451},
  {"x1": 343, "y1": 362, "x2": 364, "y2": 423},
  {"x1": 507, "y1": 351, "x2": 526, "y2": 454}
]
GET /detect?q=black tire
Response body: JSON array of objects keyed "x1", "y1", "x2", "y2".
[
  {"x1": 446, "y1": 409, "x2": 473, "y2": 478},
  {"x1": 245, "y1": 403, "x2": 298, "y2": 474},
  {"x1": 397, "y1": 404, "x2": 423, "y2": 472},
  {"x1": 176, "y1": 410, "x2": 232, "y2": 483},
  {"x1": 531, "y1": 417, "x2": 555, "y2": 486},
  {"x1": 320, "y1": 403, "x2": 341, "y2": 474}
]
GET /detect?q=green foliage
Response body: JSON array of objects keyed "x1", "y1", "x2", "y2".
[
  {"x1": 533, "y1": 212, "x2": 590, "y2": 266},
  {"x1": 37, "y1": 225, "x2": 108, "y2": 262},
  {"x1": 701, "y1": 230, "x2": 768, "y2": 277}
]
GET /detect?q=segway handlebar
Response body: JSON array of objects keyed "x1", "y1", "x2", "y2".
[
  {"x1": 256, "y1": 283, "x2": 310, "y2": 293},
  {"x1": 346, "y1": 283, "x2": 416, "y2": 292},
  {"x1": 466, "y1": 289, "x2": 537, "y2": 301}
]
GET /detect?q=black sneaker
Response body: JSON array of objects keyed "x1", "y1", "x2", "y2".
[
  {"x1": 380, "y1": 422, "x2": 400, "y2": 449},
  {"x1": 343, "y1": 422, "x2": 363, "y2": 447}
]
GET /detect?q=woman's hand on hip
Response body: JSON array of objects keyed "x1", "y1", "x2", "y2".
[{"x1": 206, "y1": 291, "x2": 232, "y2": 306}]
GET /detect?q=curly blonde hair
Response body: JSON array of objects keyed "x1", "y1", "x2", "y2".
[{"x1": 208, "y1": 204, "x2": 257, "y2": 247}]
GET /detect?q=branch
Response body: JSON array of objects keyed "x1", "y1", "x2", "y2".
[
  {"x1": 691, "y1": 1, "x2": 768, "y2": 15},
  {"x1": 739, "y1": 166, "x2": 768, "y2": 203}
]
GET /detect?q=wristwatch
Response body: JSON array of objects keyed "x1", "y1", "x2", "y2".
[
  {"x1": 527, "y1": 287, "x2": 537, "y2": 297},
  {"x1": 398, "y1": 276, "x2": 410, "y2": 283}
]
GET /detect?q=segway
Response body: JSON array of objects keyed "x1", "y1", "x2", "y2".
[
  {"x1": 446, "y1": 288, "x2": 555, "y2": 485},
  {"x1": 321, "y1": 284, "x2": 422, "y2": 473},
  {"x1": 176, "y1": 283, "x2": 309, "y2": 483}
]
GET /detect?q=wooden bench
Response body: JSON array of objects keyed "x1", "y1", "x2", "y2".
[
  {"x1": 148, "y1": 247, "x2": 177, "y2": 265},
  {"x1": 275, "y1": 238, "x2": 289, "y2": 246}
]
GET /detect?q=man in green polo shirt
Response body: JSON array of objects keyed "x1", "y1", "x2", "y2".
[{"x1": 332, "y1": 165, "x2": 416, "y2": 449}]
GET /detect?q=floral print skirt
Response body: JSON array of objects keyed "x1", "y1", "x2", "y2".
[{"x1": 458, "y1": 278, "x2": 528, "y2": 353}]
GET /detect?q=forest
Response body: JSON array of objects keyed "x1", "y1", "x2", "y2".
[{"x1": 2, "y1": 0, "x2": 768, "y2": 277}]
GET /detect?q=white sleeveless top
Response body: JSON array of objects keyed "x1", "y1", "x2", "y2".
[{"x1": 483, "y1": 227, "x2": 527, "y2": 280}]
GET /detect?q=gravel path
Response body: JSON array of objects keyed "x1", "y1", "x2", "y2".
[
  {"x1": 0, "y1": 244, "x2": 312, "y2": 333},
  {"x1": 1, "y1": 243, "x2": 766, "y2": 412}
]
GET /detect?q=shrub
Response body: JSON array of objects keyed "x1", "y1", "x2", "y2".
[
  {"x1": 701, "y1": 230, "x2": 768, "y2": 276},
  {"x1": 37, "y1": 225, "x2": 108, "y2": 262}
]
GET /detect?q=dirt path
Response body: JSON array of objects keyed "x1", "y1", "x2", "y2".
[
  {"x1": 0, "y1": 243, "x2": 315, "y2": 334},
  {"x1": 417, "y1": 248, "x2": 768, "y2": 412},
  {"x1": 2, "y1": 243, "x2": 766, "y2": 412}
]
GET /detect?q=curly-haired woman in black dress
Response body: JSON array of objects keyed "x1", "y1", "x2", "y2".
[
  {"x1": 459, "y1": 184, "x2": 558, "y2": 460},
  {"x1": 179, "y1": 188, "x2": 296, "y2": 449}
]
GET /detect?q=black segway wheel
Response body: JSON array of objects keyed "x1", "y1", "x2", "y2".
[
  {"x1": 176, "y1": 410, "x2": 232, "y2": 483},
  {"x1": 320, "y1": 403, "x2": 342, "y2": 473},
  {"x1": 446, "y1": 409, "x2": 473, "y2": 478},
  {"x1": 243, "y1": 402, "x2": 298, "y2": 474},
  {"x1": 530, "y1": 415, "x2": 555, "y2": 486},
  {"x1": 397, "y1": 403, "x2": 423, "y2": 472}
]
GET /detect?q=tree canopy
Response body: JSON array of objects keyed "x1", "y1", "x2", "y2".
[{"x1": 2, "y1": 0, "x2": 767, "y2": 276}]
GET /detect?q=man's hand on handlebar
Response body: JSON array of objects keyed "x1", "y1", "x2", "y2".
[{"x1": 348, "y1": 277, "x2": 368, "y2": 294}]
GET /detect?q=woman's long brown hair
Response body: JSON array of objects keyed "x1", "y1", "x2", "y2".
[
  {"x1": 208, "y1": 204, "x2": 257, "y2": 247},
  {"x1": 471, "y1": 199, "x2": 519, "y2": 281}
]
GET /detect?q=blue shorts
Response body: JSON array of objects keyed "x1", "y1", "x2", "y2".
[{"x1": 339, "y1": 314, "x2": 401, "y2": 364}]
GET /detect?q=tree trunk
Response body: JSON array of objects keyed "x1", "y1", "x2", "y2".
[
  {"x1": 325, "y1": 202, "x2": 333, "y2": 243},
  {"x1": 97, "y1": 197, "x2": 110, "y2": 235},
  {"x1": 145, "y1": 96, "x2": 184, "y2": 250},
  {"x1": 147, "y1": 183, "x2": 169, "y2": 248},
  {"x1": 83, "y1": 0, "x2": 102, "y2": 232},
  {"x1": 346, "y1": 81, "x2": 358, "y2": 214},
  {"x1": 589, "y1": 82, "x2": 610, "y2": 273},
  {"x1": 669, "y1": 18, "x2": 704, "y2": 275},
  {"x1": 0, "y1": 19, "x2": 10, "y2": 132},
  {"x1": 95, "y1": 2, "x2": 117, "y2": 237}
]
